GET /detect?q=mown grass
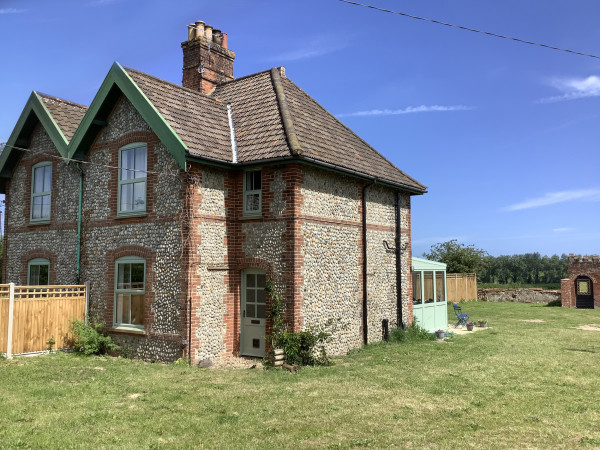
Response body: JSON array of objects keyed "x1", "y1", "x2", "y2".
[{"x1": 1, "y1": 302, "x2": 600, "y2": 448}]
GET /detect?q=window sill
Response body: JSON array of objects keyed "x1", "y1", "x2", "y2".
[
  {"x1": 28, "y1": 221, "x2": 51, "y2": 227},
  {"x1": 239, "y1": 214, "x2": 263, "y2": 220},
  {"x1": 114, "y1": 212, "x2": 148, "y2": 220},
  {"x1": 109, "y1": 327, "x2": 146, "y2": 336}
]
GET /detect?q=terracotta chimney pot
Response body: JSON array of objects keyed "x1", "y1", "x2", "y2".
[{"x1": 194, "y1": 21, "x2": 205, "y2": 39}]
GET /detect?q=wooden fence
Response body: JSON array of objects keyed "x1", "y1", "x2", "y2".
[
  {"x1": 446, "y1": 273, "x2": 478, "y2": 302},
  {"x1": 0, "y1": 283, "x2": 88, "y2": 358}
]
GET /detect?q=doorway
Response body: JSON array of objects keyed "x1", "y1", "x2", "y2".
[
  {"x1": 575, "y1": 276, "x2": 594, "y2": 309},
  {"x1": 240, "y1": 269, "x2": 266, "y2": 357}
]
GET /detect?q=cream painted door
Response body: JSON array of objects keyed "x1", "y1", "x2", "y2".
[{"x1": 240, "y1": 270, "x2": 266, "y2": 357}]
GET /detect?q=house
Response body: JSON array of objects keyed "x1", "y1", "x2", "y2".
[{"x1": 0, "y1": 21, "x2": 427, "y2": 362}]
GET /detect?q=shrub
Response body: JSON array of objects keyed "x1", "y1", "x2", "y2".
[
  {"x1": 390, "y1": 322, "x2": 436, "y2": 343},
  {"x1": 69, "y1": 319, "x2": 120, "y2": 356},
  {"x1": 279, "y1": 327, "x2": 332, "y2": 366}
]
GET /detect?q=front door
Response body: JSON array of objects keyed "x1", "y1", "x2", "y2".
[
  {"x1": 240, "y1": 269, "x2": 266, "y2": 357},
  {"x1": 575, "y1": 276, "x2": 594, "y2": 309}
]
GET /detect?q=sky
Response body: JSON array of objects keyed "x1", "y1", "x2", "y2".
[{"x1": 1, "y1": 0, "x2": 599, "y2": 258}]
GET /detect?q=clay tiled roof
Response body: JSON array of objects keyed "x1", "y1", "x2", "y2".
[
  {"x1": 212, "y1": 71, "x2": 290, "y2": 162},
  {"x1": 122, "y1": 66, "x2": 425, "y2": 191},
  {"x1": 38, "y1": 93, "x2": 87, "y2": 142},
  {"x1": 279, "y1": 76, "x2": 426, "y2": 191},
  {"x1": 125, "y1": 68, "x2": 232, "y2": 161}
]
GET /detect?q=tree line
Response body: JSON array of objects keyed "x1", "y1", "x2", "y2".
[{"x1": 423, "y1": 240, "x2": 568, "y2": 284}]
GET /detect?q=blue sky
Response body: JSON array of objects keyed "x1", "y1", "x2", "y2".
[{"x1": 1, "y1": 0, "x2": 599, "y2": 257}]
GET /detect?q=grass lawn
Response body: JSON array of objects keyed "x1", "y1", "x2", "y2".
[{"x1": 1, "y1": 302, "x2": 600, "y2": 448}]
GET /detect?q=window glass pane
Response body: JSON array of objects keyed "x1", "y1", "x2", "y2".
[
  {"x1": 246, "y1": 193, "x2": 260, "y2": 212},
  {"x1": 39, "y1": 265, "x2": 49, "y2": 285},
  {"x1": 257, "y1": 304, "x2": 266, "y2": 319},
  {"x1": 257, "y1": 274, "x2": 266, "y2": 288},
  {"x1": 33, "y1": 166, "x2": 44, "y2": 193},
  {"x1": 133, "y1": 182, "x2": 146, "y2": 210},
  {"x1": 246, "y1": 274, "x2": 255, "y2": 288},
  {"x1": 245, "y1": 172, "x2": 253, "y2": 191},
  {"x1": 41, "y1": 195, "x2": 51, "y2": 219},
  {"x1": 121, "y1": 149, "x2": 134, "y2": 180},
  {"x1": 436, "y1": 272, "x2": 445, "y2": 302},
  {"x1": 252, "y1": 171, "x2": 261, "y2": 189},
  {"x1": 413, "y1": 272, "x2": 422, "y2": 305},
  {"x1": 131, "y1": 294, "x2": 145, "y2": 325},
  {"x1": 120, "y1": 183, "x2": 133, "y2": 211},
  {"x1": 117, "y1": 293, "x2": 129, "y2": 324},
  {"x1": 43, "y1": 165, "x2": 52, "y2": 192},
  {"x1": 246, "y1": 304, "x2": 255, "y2": 318},
  {"x1": 117, "y1": 264, "x2": 126, "y2": 289},
  {"x1": 131, "y1": 263, "x2": 144, "y2": 288},
  {"x1": 134, "y1": 147, "x2": 147, "y2": 179},
  {"x1": 424, "y1": 271, "x2": 434, "y2": 303},
  {"x1": 29, "y1": 265, "x2": 40, "y2": 285},
  {"x1": 32, "y1": 196, "x2": 43, "y2": 219},
  {"x1": 246, "y1": 289, "x2": 256, "y2": 303},
  {"x1": 256, "y1": 288, "x2": 265, "y2": 304}
]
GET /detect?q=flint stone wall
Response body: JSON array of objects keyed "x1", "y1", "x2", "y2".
[{"x1": 478, "y1": 288, "x2": 561, "y2": 304}]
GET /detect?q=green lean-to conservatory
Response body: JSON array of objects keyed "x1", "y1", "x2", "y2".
[{"x1": 412, "y1": 257, "x2": 448, "y2": 332}]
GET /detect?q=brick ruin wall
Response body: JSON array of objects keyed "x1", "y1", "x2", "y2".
[{"x1": 561, "y1": 254, "x2": 600, "y2": 308}]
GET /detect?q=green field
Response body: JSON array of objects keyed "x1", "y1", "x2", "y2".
[{"x1": 1, "y1": 302, "x2": 599, "y2": 448}]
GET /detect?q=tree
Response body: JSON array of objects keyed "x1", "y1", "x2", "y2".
[{"x1": 423, "y1": 240, "x2": 488, "y2": 274}]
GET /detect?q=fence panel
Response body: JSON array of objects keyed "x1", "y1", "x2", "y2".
[
  {"x1": 1, "y1": 284, "x2": 86, "y2": 356},
  {"x1": 446, "y1": 274, "x2": 478, "y2": 302},
  {"x1": 0, "y1": 285, "x2": 9, "y2": 354}
]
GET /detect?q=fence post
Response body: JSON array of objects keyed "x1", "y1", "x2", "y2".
[
  {"x1": 7, "y1": 283, "x2": 15, "y2": 359},
  {"x1": 84, "y1": 281, "x2": 90, "y2": 325}
]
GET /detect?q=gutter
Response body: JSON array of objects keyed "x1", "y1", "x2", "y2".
[{"x1": 362, "y1": 178, "x2": 376, "y2": 345}]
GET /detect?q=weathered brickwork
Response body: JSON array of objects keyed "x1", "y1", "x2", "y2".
[{"x1": 561, "y1": 255, "x2": 600, "y2": 308}]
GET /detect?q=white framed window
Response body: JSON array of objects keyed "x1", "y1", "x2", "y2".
[
  {"x1": 114, "y1": 256, "x2": 146, "y2": 329},
  {"x1": 243, "y1": 169, "x2": 262, "y2": 216},
  {"x1": 118, "y1": 143, "x2": 147, "y2": 214},
  {"x1": 31, "y1": 162, "x2": 52, "y2": 222},
  {"x1": 28, "y1": 258, "x2": 50, "y2": 285}
]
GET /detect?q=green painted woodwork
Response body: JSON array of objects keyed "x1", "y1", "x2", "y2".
[
  {"x1": 67, "y1": 62, "x2": 188, "y2": 169},
  {"x1": 412, "y1": 257, "x2": 448, "y2": 332}
]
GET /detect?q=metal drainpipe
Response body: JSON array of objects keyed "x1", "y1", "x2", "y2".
[
  {"x1": 395, "y1": 191, "x2": 405, "y2": 329},
  {"x1": 362, "y1": 179, "x2": 376, "y2": 345},
  {"x1": 76, "y1": 164, "x2": 84, "y2": 283}
]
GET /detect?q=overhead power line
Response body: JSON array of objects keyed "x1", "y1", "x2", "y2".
[{"x1": 338, "y1": 0, "x2": 600, "y2": 60}]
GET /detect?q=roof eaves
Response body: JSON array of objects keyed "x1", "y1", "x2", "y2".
[
  {"x1": 0, "y1": 92, "x2": 70, "y2": 190},
  {"x1": 67, "y1": 62, "x2": 189, "y2": 169}
]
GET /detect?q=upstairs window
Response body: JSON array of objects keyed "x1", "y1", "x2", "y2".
[
  {"x1": 31, "y1": 162, "x2": 52, "y2": 222},
  {"x1": 114, "y1": 257, "x2": 145, "y2": 328},
  {"x1": 28, "y1": 258, "x2": 50, "y2": 285},
  {"x1": 243, "y1": 169, "x2": 262, "y2": 216},
  {"x1": 118, "y1": 143, "x2": 147, "y2": 214}
]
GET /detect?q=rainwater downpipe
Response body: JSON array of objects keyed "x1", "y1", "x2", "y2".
[
  {"x1": 395, "y1": 192, "x2": 405, "y2": 329},
  {"x1": 76, "y1": 163, "x2": 84, "y2": 283},
  {"x1": 362, "y1": 178, "x2": 376, "y2": 345}
]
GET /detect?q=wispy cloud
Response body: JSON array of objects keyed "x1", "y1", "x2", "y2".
[
  {"x1": 539, "y1": 75, "x2": 600, "y2": 103},
  {"x1": 337, "y1": 105, "x2": 474, "y2": 118},
  {"x1": 553, "y1": 227, "x2": 574, "y2": 233},
  {"x1": 268, "y1": 36, "x2": 347, "y2": 62},
  {"x1": 0, "y1": 8, "x2": 25, "y2": 14},
  {"x1": 504, "y1": 189, "x2": 600, "y2": 211}
]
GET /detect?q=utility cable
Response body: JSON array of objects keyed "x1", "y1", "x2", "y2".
[{"x1": 338, "y1": 0, "x2": 600, "y2": 60}]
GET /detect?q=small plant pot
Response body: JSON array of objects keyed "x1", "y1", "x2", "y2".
[
  {"x1": 435, "y1": 331, "x2": 445, "y2": 339},
  {"x1": 466, "y1": 323, "x2": 474, "y2": 331},
  {"x1": 478, "y1": 321, "x2": 488, "y2": 328}
]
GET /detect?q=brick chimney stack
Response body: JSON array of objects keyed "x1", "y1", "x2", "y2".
[{"x1": 181, "y1": 21, "x2": 236, "y2": 94}]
